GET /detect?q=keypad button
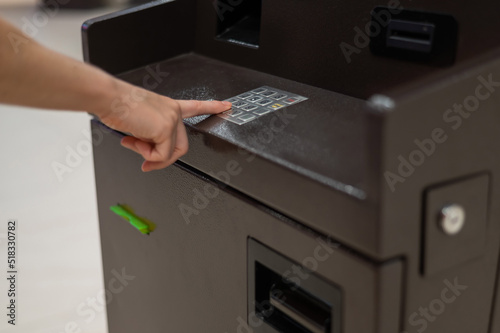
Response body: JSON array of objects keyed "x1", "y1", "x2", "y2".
[
  {"x1": 238, "y1": 93, "x2": 253, "y2": 99},
  {"x1": 261, "y1": 90, "x2": 277, "y2": 97},
  {"x1": 226, "y1": 109, "x2": 243, "y2": 117},
  {"x1": 226, "y1": 117, "x2": 246, "y2": 124},
  {"x1": 257, "y1": 99, "x2": 273, "y2": 106},
  {"x1": 272, "y1": 94, "x2": 287, "y2": 100},
  {"x1": 252, "y1": 88, "x2": 267, "y2": 94},
  {"x1": 284, "y1": 97, "x2": 300, "y2": 104},
  {"x1": 238, "y1": 113, "x2": 256, "y2": 122},
  {"x1": 233, "y1": 101, "x2": 248, "y2": 108},
  {"x1": 253, "y1": 109, "x2": 271, "y2": 115},
  {"x1": 241, "y1": 105, "x2": 258, "y2": 111},
  {"x1": 247, "y1": 96, "x2": 263, "y2": 103},
  {"x1": 217, "y1": 113, "x2": 231, "y2": 119},
  {"x1": 269, "y1": 103, "x2": 286, "y2": 110}
]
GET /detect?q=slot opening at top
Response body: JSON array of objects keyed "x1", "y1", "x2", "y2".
[
  {"x1": 215, "y1": 0, "x2": 262, "y2": 49},
  {"x1": 386, "y1": 19, "x2": 435, "y2": 53},
  {"x1": 255, "y1": 261, "x2": 332, "y2": 333}
]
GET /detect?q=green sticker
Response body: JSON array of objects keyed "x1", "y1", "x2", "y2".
[{"x1": 110, "y1": 204, "x2": 156, "y2": 235}]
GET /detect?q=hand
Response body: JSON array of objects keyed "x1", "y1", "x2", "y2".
[
  {"x1": 98, "y1": 84, "x2": 231, "y2": 172},
  {"x1": 0, "y1": 16, "x2": 231, "y2": 170}
]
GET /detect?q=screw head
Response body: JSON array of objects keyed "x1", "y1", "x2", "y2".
[{"x1": 439, "y1": 204, "x2": 466, "y2": 236}]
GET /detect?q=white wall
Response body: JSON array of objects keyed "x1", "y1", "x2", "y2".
[
  {"x1": 0, "y1": 4, "x2": 122, "y2": 333},
  {"x1": 0, "y1": 0, "x2": 36, "y2": 5}
]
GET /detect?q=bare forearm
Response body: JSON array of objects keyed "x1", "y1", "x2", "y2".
[
  {"x1": 0, "y1": 17, "x2": 120, "y2": 117},
  {"x1": 0, "y1": 17, "x2": 231, "y2": 172}
]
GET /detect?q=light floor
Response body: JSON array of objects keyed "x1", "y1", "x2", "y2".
[{"x1": 0, "y1": 3, "x2": 125, "y2": 333}]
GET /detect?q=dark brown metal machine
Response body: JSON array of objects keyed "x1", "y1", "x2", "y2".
[{"x1": 82, "y1": 1, "x2": 500, "y2": 332}]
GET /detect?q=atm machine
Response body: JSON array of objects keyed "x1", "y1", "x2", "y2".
[{"x1": 82, "y1": 1, "x2": 500, "y2": 332}]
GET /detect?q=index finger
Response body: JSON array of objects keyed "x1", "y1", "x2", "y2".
[{"x1": 176, "y1": 100, "x2": 231, "y2": 118}]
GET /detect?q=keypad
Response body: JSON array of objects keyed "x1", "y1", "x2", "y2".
[{"x1": 217, "y1": 86, "x2": 307, "y2": 125}]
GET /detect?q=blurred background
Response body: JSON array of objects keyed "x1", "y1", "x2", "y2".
[{"x1": 0, "y1": 1, "x2": 148, "y2": 332}]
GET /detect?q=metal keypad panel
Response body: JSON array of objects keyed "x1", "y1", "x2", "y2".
[{"x1": 217, "y1": 86, "x2": 308, "y2": 125}]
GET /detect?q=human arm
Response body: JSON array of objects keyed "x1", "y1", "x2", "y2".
[{"x1": 0, "y1": 17, "x2": 231, "y2": 171}]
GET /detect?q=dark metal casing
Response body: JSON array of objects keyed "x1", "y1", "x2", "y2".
[{"x1": 82, "y1": 1, "x2": 500, "y2": 332}]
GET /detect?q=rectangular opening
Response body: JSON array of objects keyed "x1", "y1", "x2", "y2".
[
  {"x1": 255, "y1": 262, "x2": 332, "y2": 333},
  {"x1": 216, "y1": 0, "x2": 262, "y2": 49},
  {"x1": 248, "y1": 239, "x2": 342, "y2": 333},
  {"x1": 387, "y1": 20, "x2": 435, "y2": 53},
  {"x1": 370, "y1": 7, "x2": 458, "y2": 66}
]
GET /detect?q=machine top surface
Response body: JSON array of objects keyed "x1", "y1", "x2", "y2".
[{"x1": 118, "y1": 53, "x2": 370, "y2": 198}]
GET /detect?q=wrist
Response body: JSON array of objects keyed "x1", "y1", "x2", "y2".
[
  {"x1": 91, "y1": 74, "x2": 151, "y2": 133},
  {"x1": 90, "y1": 73, "x2": 123, "y2": 120}
]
